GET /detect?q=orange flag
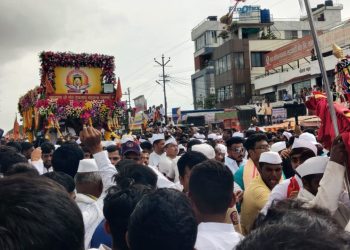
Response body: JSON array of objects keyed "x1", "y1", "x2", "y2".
[
  {"x1": 13, "y1": 115, "x2": 20, "y2": 141},
  {"x1": 45, "y1": 75, "x2": 54, "y2": 95},
  {"x1": 115, "y1": 77, "x2": 123, "y2": 101}
]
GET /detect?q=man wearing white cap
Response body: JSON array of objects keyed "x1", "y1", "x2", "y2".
[
  {"x1": 149, "y1": 133, "x2": 165, "y2": 167},
  {"x1": 299, "y1": 132, "x2": 325, "y2": 156},
  {"x1": 282, "y1": 131, "x2": 292, "y2": 142},
  {"x1": 79, "y1": 126, "x2": 118, "y2": 249},
  {"x1": 241, "y1": 151, "x2": 283, "y2": 235},
  {"x1": 297, "y1": 156, "x2": 350, "y2": 228},
  {"x1": 215, "y1": 144, "x2": 227, "y2": 163},
  {"x1": 191, "y1": 143, "x2": 215, "y2": 159},
  {"x1": 158, "y1": 137, "x2": 180, "y2": 182},
  {"x1": 75, "y1": 159, "x2": 103, "y2": 211},
  {"x1": 261, "y1": 138, "x2": 317, "y2": 214}
]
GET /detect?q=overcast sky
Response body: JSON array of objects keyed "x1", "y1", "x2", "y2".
[{"x1": 0, "y1": 0, "x2": 349, "y2": 132}]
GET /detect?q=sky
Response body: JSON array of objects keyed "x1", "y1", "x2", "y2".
[{"x1": 0, "y1": 0, "x2": 349, "y2": 132}]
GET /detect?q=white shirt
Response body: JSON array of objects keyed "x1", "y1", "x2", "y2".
[
  {"x1": 261, "y1": 175, "x2": 303, "y2": 215},
  {"x1": 80, "y1": 151, "x2": 117, "y2": 250},
  {"x1": 195, "y1": 222, "x2": 243, "y2": 250},
  {"x1": 75, "y1": 193, "x2": 96, "y2": 211},
  {"x1": 158, "y1": 155, "x2": 180, "y2": 182},
  {"x1": 147, "y1": 165, "x2": 182, "y2": 191},
  {"x1": 225, "y1": 157, "x2": 239, "y2": 175},
  {"x1": 149, "y1": 152, "x2": 165, "y2": 168},
  {"x1": 30, "y1": 159, "x2": 54, "y2": 175}
]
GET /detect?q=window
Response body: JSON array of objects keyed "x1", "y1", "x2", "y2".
[
  {"x1": 293, "y1": 80, "x2": 311, "y2": 96},
  {"x1": 285, "y1": 30, "x2": 298, "y2": 40},
  {"x1": 227, "y1": 54, "x2": 232, "y2": 71},
  {"x1": 194, "y1": 76, "x2": 206, "y2": 101},
  {"x1": 234, "y1": 84, "x2": 246, "y2": 97},
  {"x1": 302, "y1": 30, "x2": 310, "y2": 37},
  {"x1": 215, "y1": 54, "x2": 232, "y2": 75},
  {"x1": 251, "y1": 52, "x2": 267, "y2": 67},
  {"x1": 195, "y1": 34, "x2": 205, "y2": 51},
  {"x1": 195, "y1": 31, "x2": 218, "y2": 51},
  {"x1": 233, "y1": 52, "x2": 244, "y2": 69},
  {"x1": 225, "y1": 85, "x2": 233, "y2": 100},
  {"x1": 217, "y1": 87, "x2": 225, "y2": 102}
]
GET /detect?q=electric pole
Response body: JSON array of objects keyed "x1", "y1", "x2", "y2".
[
  {"x1": 123, "y1": 87, "x2": 131, "y2": 109},
  {"x1": 155, "y1": 54, "x2": 170, "y2": 124}
]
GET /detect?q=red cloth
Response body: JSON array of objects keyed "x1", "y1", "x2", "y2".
[
  {"x1": 287, "y1": 176, "x2": 300, "y2": 198},
  {"x1": 305, "y1": 94, "x2": 350, "y2": 149},
  {"x1": 341, "y1": 133, "x2": 350, "y2": 176}
]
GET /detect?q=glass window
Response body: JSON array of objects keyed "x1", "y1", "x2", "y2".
[
  {"x1": 211, "y1": 31, "x2": 217, "y2": 44},
  {"x1": 217, "y1": 87, "x2": 225, "y2": 102},
  {"x1": 293, "y1": 80, "x2": 311, "y2": 96},
  {"x1": 194, "y1": 76, "x2": 206, "y2": 101},
  {"x1": 215, "y1": 61, "x2": 219, "y2": 75},
  {"x1": 195, "y1": 34, "x2": 206, "y2": 51},
  {"x1": 227, "y1": 54, "x2": 232, "y2": 71},
  {"x1": 285, "y1": 30, "x2": 298, "y2": 39},
  {"x1": 233, "y1": 52, "x2": 244, "y2": 69},
  {"x1": 234, "y1": 84, "x2": 246, "y2": 97},
  {"x1": 251, "y1": 52, "x2": 266, "y2": 67},
  {"x1": 224, "y1": 85, "x2": 233, "y2": 100}
]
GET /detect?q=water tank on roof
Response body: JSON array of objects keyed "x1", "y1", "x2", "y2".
[
  {"x1": 260, "y1": 9, "x2": 271, "y2": 23},
  {"x1": 325, "y1": 0, "x2": 333, "y2": 6},
  {"x1": 207, "y1": 16, "x2": 217, "y2": 21}
]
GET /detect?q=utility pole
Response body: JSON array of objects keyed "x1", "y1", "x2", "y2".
[
  {"x1": 123, "y1": 87, "x2": 131, "y2": 109},
  {"x1": 155, "y1": 54, "x2": 171, "y2": 124}
]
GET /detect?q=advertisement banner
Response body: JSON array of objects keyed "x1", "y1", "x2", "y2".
[
  {"x1": 265, "y1": 35, "x2": 314, "y2": 71},
  {"x1": 272, "y1": 108, "x2": 287, "y2": 124},
  {"x1": 265, "y1": 23, "x2": 350, "y2": 71},
  {"x1": 54, "y1": 67, "x2": 103, "y2": 94},
  {"x1": 133, "y1": 95, "x2": 147, "y2": 113}
]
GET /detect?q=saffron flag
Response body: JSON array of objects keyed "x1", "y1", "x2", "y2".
[
  {"x1": 13, "y1": 115, "x2": 20, "y2": 141},
  {"x1": 115, "y1": 77, "x2": 123, "y2": 101}
]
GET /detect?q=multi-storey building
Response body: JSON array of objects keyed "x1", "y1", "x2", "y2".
[{"x1": 191, "y1": 0, "x2": 343, "y2": 109}]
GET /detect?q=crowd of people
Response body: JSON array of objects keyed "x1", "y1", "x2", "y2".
[{"x1": 1, "y1": 123, "x2": 350, "y2": 250}]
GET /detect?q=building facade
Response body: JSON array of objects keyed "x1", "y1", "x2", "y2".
[
  {"x1": 191, "y1": 0, "x2": 343, "y2": 109},
  {"x1": 252, "y1": 1, "x2": 344, "y2": 102}
]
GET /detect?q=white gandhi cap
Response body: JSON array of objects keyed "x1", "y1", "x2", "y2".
[
  {"x1": 292, "y1": 138, "x2": 317, "y2": 156},
  {"x1": 150, "y1": 133, "x2": 165, "y2": 144},
  {"x1": 259, "y1": 151, "x2": 282, "y2": 164},
  {"x1": 77, "y1": 159, "x2": 98, "y2": 173},
  {"x1": 271, "y1": 141, "x2": 286, "y2": 153},
  {"x1": 296, "y1": 156, "x2": 328, "y2": 178},
  {"x1": 215, "y1": 144, "x2": 227, "y2": 154},
  {"x1": 283, "y1": 131, "x2": 292, "y2": 140},
  {"x1": 299, "y1": 132, "x2": 319, "y2": 145},
  {"x1": 165, "y1": 137, "x2": 177, "y2": 147},
  {"x1": 207, "y1": 133, "x2": 218, "y2": 140},
  {"x1": 192, "y1": 144, "x2": 215, "y2": 159}
]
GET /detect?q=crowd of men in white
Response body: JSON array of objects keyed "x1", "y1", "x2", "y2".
[{"x1": 1, "y1": 125, "x2": 350, "y2": 250}]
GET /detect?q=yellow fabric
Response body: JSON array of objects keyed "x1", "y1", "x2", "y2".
[
  {"x1": 240, "y1": 175, "x2": 271, "y2": 235},
  {"x1": 243, "y1": 159, "x2": 260, "y2": 189}
]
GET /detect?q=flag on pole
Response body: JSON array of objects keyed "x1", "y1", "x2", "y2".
[
  {"x1": 13, "y1": 114, "x2": 20, "y2": 141},
  {"x1": 115, "y1": 77, "x2": 123, "y2": 101}
]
